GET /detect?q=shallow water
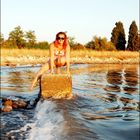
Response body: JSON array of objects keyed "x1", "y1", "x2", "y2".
[{"x1": 0, "y1": 64, "x2": 139, "y2": 140}]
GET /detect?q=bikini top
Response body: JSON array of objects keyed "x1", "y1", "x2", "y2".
[{"x1": 54, "y1": 49, "x2": 65, "y2": 56}]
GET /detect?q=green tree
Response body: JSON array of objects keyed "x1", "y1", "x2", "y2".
[
  {"x1": 85, "y1": 41, "x2": 95, "y2": 49},
  {"x1": 71, "y1": 43, "x2": 85, "y2": 50},
  {"x1": 34, "y1": 41, "x2": 49, "y2": 49},
  {"x1": 67, "y1": 36, "x2": 85, "y2": 50},
  {"x1": 127, "y1": 21, "x2": 140, "y2": 51},
  {"x1": 8, "y1": 26, "x2": 25, "y2": 48},
  {"x1": 68, "y1": 36, "x2": 76, "y2": 48},
  {"x1": 0, "y1": 32, "x2": 4, "y2": 45},
  {"x1": 111, "y1": 21, "x2": 126, "y2": 50},
  {"x1": 85, "y1": 36, "x2": 116, "y2": 51},
  {"x1": 138, "y1": 33, "x2": 140, "y2": 50},
  {"x1": 25, "y1": 30, "x2": 36, "y2": 48}
]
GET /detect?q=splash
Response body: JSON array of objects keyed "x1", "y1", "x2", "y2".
[{"x1": 28, "y1": 100, "x2": 64, "y2": 140}]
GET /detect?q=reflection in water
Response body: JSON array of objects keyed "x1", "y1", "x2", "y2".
[
  {"x1": 123, "y1": 67, "x2": 138, "y2": 94},
  {"x1": 106, "y1": 69, "x2": 122, "y2": 92},
  {"x1": 105, "y1": 65, "x2": 138, "y2": 94},
  {"x1": 103, "y1": 65, "x2": 139, "y2": 113},
  {"x1": 8, "y1": 71, "x2": 25, "y2": 91},
  {"x1": 1, "y1": 67, "x2": 39, "y2": 96}
]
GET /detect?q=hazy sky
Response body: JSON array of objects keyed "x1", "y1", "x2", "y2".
[{"x1": 1, "y1": 0, "x2": 139, "y2": 44}]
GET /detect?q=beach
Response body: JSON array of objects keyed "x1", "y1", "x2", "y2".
[{"x1": 1, "y1": 49, "x2": 139, "y2": 66}]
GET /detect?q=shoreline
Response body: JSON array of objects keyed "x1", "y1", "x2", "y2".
[
  {"x1": 1, "y1": 56, "x2": 139, "y2": 67},
  {"x1": 1, "y1": 49, "x2": 139, "y2": 67}
]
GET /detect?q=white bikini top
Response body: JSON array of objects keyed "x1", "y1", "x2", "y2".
[{"x1": 54, "y1": 50, "x2": 65, "y2": 56}]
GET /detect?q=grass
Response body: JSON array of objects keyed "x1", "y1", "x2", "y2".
[
  {"x1": 71, "y1": 49, "x2": 139, "y2": 59},
  {"x1": 1, "y1": 48, "x2": 139, "y2": 58},
  {"x1": 1, "y1": 48, "x2": 139, "y2": 66},
  {"x1": 1, "y1": 48, "x2": 49, "y2": 57}
]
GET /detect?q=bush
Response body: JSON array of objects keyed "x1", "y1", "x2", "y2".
[{"x1": 71, "y1": 43, "x2": 85, "y2": 50}]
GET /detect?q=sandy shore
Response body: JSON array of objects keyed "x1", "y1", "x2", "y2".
[{"x1": 1, "y1": 55, "x2": 139, "y2": 67}]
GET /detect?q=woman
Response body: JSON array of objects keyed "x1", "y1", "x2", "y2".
[{"x1": 30, "y1": 32, "x2": 70, "y2": 90}]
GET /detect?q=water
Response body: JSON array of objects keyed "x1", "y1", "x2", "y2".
[{"x1": 0, "y1": 64, "x2": 139, "y2": 140}]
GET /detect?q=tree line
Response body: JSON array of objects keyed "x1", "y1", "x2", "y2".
[{"x1": 0, "y1": 20, "x2": 139, "y2": 51}]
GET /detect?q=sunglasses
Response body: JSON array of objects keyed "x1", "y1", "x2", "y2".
[{"x1": 57, "y1": 37, "x2": 65, "y2": 40}]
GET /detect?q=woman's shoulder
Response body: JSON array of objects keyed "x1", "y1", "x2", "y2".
[
  {"x1": 66, "y1": 43, "x2": 70, "y2": 50},
  {"x1": 49, "y1": 42, "x2": 55, "y2": 49}
]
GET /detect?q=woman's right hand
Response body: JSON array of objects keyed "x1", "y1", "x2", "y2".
[{"x1": 50, "y1": 70, "x2": 54, "y2": 74}]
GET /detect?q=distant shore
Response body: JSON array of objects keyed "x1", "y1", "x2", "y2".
[{"x1": 1, "y1": 49, "x2": 139, "y2": 66}]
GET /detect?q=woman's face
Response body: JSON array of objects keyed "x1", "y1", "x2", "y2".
[{"x1": 57, "y1": 34, "x2": 65, "y2": 45}]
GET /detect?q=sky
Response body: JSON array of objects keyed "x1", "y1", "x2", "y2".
[{"x1": 1, "y1": 0, "x2": 139, "y2": 44}]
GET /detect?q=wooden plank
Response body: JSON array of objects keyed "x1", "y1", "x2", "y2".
[{"x1": 41, "y1": 74, "x2": 72, "y2": 99}]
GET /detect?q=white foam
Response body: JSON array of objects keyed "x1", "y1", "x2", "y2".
[{"x1": 27, "y1": 100, "x2": 64, "y2": 140}]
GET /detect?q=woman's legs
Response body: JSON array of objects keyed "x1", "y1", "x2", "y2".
[
  {"x1": 30, "y1": 56, "x2": 67, "y2": 90},
  {"x1": 30, "y1": 62, "x2": 50, "y2": 90}
]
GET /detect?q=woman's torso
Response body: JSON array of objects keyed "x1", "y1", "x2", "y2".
[{"x1": 53, "y1": 44, "x2": 66, "y2": 56}]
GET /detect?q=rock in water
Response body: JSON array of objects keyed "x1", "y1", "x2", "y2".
[{"x1": 41, "y1": 74, "x2": 72, "y2": 99}]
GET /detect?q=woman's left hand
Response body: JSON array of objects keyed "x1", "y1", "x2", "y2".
[{"x1": 67, "y1": 70, "x2": 70, "y2": 75}]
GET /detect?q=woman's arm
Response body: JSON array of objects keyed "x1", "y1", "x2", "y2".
[
  {"x1": 49, "y1": 43, "x2": 54, "y2": 73},
  {"x1": 66, "y1": 44, "x2": 70, "y2": 74}
]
